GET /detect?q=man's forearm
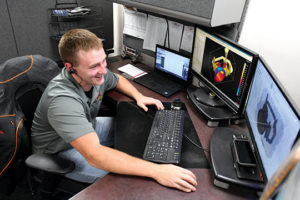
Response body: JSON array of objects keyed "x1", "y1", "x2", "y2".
[
  {"x1": 89, "y1": 144, "x2": 158, "y2": 178},
  {"x1": 71, "y1": 132, "x2": 156, "y2": 177}
]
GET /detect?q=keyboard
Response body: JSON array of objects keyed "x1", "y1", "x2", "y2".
[{"x1": 143, "y1": 109, "x2": 184, "y2": 164}]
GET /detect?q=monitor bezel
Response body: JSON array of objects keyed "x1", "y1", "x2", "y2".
[
  {"x1": 245, "y1": 56, "x2": 300, "y2": 183},
  {"x1": 190, "y1": 26, "x2": 259, "y2": 114}
]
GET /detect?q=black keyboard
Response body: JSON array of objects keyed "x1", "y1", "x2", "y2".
[{"x1": 143, "y1": 109, "x2": 184, "y2": 164}]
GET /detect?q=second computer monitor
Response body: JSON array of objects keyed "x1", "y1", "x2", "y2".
[{"x1": 191, "y1": 27, "x2": 258, "y2": 114}]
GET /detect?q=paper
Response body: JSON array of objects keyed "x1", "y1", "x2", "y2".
[
  {"x1": 180, "y1": 26, "x2": 194, "y2": 52},
  {"x1": 123, "y1": 8, "x2": 147, "y2": 39},
  {"x1": 118, "y1": 64, "x2": 147, "y2": 79},
  {"x1": 166, "y1": 20, "x2": 183, "y2": 51},
  {"x1": 143, "y1": 15, "x2": 168, "y2": 51}
]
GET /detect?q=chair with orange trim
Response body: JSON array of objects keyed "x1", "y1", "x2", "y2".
[{"x1": 0, "y1": 55, "x2": 84, "y2": 199}]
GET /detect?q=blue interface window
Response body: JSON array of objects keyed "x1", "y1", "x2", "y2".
[{"x1": 155, "y1": 47, "x2": 190, "y2": 81}]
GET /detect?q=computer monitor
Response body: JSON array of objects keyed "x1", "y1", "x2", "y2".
[
  {"x1": 245, "y1": 56, "x2": 300, "y2": 182},
  {"x1": 155, "y1": 45, "x2": 190, "y2": 81},
  {"x1": 191, "y1": 27, "x2": 258, "y2": 114}
]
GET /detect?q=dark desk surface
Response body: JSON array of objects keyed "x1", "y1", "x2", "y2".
[{"x1": 70, "y1": 57, "x2": 258, "y2": 200}]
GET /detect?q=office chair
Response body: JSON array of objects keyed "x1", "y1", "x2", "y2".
[{"x1": 0, "y1": 55, "x2": 88, "y2": 199}]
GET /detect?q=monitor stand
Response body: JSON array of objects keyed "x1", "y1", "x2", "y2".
[
  {"x1": 187, "y1": 87, "x2": 241, "y2": 127},
  {"x1": 209, "y1": 127, "x2": 265, "y2": 190}
]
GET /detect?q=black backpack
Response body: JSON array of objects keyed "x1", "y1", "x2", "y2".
[{"x1": 0, "y1": 55, "x2": 61, "y2": 194}]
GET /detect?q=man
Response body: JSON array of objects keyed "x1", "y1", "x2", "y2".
[{"x1": 31, "y1": 29, "x2": 197, "y2": 192}]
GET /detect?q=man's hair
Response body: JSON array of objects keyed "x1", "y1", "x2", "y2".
[{"x1": 58, "y1": 29, "x2": 103, "y2": 66}]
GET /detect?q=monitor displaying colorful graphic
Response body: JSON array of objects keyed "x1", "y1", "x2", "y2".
[{"x1": 191, "y1": 27, "x2": 258, "y2": 114}]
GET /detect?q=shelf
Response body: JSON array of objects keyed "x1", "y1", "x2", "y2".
[
  {"x1": 49, "y1": 4, "x2": 103, "y2": 41},
  {"x1": 49, "y1": 6, "x2": 100, "y2": 17},
  {"x1": 49, "y1": 25, "x2": 104, "y2": 41}
]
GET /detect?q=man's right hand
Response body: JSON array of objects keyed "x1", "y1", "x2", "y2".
[{"x1": 150, "y1": 164, "x2": 197, "y2": 192}]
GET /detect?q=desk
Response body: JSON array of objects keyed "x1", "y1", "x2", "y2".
[{"x1": 70, "y1": 57, "x2": 258, "y2": 200}]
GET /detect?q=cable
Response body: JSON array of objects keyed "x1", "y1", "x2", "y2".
[
  {"x1": 164, "y1": 18, "x2": 170, "y2": 48},
  {"x1": 183, "y1": 134, "x2": 209, "y2": 153},
  {"x1": 5, "y1": 0, "x2": 19, "y2": 55},
  {"x1": 227, "y1": 111, "x2": 239, "y2": 127},
  {"x1": 179, "y1": 24, "x2": 185, "y2": 50},
  {"x1": 73, "y1": 72, "x2": 83, "y2": 85}
]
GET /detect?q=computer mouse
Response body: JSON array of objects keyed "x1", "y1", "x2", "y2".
[{"x1": 171, "y1": 98, "x2": 183, "y2": 110}]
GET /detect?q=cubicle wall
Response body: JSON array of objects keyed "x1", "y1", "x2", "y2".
[
  {"x1": 5, "y1": 0, "x2": 58, "y2": 63},
  {"x1": 0, "y1": 0, "x2": 114, "y2": 64},
  {"x1": 0, "y1": 0, "x2": 19, "y2": 63}
]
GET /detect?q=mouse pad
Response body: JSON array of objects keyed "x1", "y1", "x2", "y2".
[{"x1": 114, "y1": 101, "x2": 210, "y2": 168}]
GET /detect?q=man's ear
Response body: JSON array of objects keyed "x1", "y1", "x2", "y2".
[
  {"x1": 65, "y1": 62, "x2": 76, "y2": 74},
  {"x1": 64, "y1": 62, "x2": 72, "y2": 71}
]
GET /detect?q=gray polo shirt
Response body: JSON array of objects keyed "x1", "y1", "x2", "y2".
[{"x1": 31, "y1": 67, "x2": 119, "y2": 154}]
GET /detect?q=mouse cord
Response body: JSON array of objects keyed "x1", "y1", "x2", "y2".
[{"x1": 183, "y1": 134, "x2": 209, "y2": 153}]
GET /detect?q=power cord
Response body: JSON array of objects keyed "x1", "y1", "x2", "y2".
[
  {"x1": 227, "y1": 111, "x2": 239, "y2": 127},
  {"x1": 183, "y1": 134, "x2": 209, "y2": 153},
  {"x1": 164, "y1": 17, "x2": 170, "y2": 48},
  {"x1": 5, "y1": 0, "x2": 19, "y2": 55}
]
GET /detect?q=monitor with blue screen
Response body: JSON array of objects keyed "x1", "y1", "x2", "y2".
[
  {"x1": 155, "y1": 45, "x2": 190, "y2": 81},
  {"x1": 245, "y1": 56, "x2": 300, "y2": 182},
  {"x1": 134, "y1": 45, "x2": 191, "y2": 97}
]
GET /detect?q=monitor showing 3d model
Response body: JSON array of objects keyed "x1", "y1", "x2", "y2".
[
  {"x1": 245, "y1": 56, "x2": 300, "y2": 182},
  {"x1": 190, "y1": 27, "x2": 258, "y2": 118}
]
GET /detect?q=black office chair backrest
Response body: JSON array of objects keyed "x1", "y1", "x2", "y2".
[
  {"x1": 17, "y1": 87, "x2": 44, "y2": 134},
  {"x1": 0, "y1": 55, "x2": 60, "y2": 194}
]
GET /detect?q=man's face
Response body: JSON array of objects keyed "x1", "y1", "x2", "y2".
[{"x1": 75, "y1": 47, "x2": 107, "y2": 88}]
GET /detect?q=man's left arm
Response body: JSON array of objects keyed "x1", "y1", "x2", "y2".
[{"x1": 114, "y1": 74, "x2": 164, "y2": 111}]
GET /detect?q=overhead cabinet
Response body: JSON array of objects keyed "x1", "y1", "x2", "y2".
[{"x1": 107, "y1": 0, "x2": 247, "y2": 27}]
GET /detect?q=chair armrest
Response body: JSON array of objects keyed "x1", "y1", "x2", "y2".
[{"x1": 25, "y1": 153, "x2": 75, "y2": 175}]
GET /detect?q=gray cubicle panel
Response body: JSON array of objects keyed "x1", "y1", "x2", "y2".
[
  {"x1": 6, "y1": 0, "x2": 60, "y2": 62},
  {"x1": 0, "y1": 0, "x2": 114, "y2": 64},
  {"x1": 0, "y1": 0, "x2": 19, "y2": 64}
]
